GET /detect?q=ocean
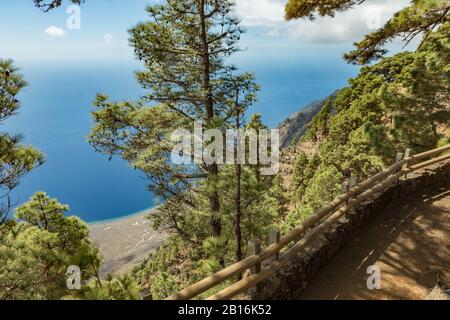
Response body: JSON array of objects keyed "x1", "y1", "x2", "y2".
[{"x1": 4, "y1": 58, "x2": 358, "y2": 222}]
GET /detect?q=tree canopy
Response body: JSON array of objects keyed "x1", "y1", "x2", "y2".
[
  {"x1": 285, "y1": 0, "x2": 450, "y2": 64},
  {"x1": 33, "y1": 0, "x2": 84, "y2": 11},
  {"x1": 0, "y1": 60, "x2": 44, "y2": 224},
  {"x1": 89, "y1": 0, "x2": 265, "y2": 241},
  {"x1": 286, "y1": 22, "x2": 449, "y2": 228},
  {"x1": 0, "y1": 192, "x2": 100, "y2": 299}
]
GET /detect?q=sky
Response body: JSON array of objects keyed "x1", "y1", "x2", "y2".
[{"x1": 0, "y1": 0, "x2": 415, "y2": 65}]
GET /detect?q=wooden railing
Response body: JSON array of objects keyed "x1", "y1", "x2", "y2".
[{"x1": 165, "y1": 144, "x2": 450, "y2": 300}]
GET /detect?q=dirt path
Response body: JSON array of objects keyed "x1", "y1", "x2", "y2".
[{"x1": 298, "y1": 182, "x2": 450, "y2": 300}]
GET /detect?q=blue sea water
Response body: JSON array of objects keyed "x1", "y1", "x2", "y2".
[{"x1": 4, "y1": 58, "x2": 358, "y2": 223}]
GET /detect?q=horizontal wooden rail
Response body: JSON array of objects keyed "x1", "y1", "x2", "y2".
[
  {"x1": 166, "y1": 144, "x2": 450, "y2": 300},
  {"x1": 409, "y1": 153, "x2": 450, "y2": 171},
  {"x1": 206, "y1": 203, "x2": 353, "y2": 300},
  {"x1": 206, "y1": 170, "x2": 405, "y2": 300},
  {"x1": 408, "y1": 144, "x2": 450, "y2": 163}
]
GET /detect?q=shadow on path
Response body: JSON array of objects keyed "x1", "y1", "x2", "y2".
[{"x1": 298, "y1": 182, "x2": 450, "y2": 300}]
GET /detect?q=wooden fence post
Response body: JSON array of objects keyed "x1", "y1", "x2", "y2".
[
  {"x1": 268, "y1": 229, "x2": 281, "y2": 262},
  {"x1": 396, "y1": 152, "x2": 404, "y2": 164},
  {"x1": 349, "y1": 175, "x2": 358, "y2": 188},
  {"x1": 402, "y1": 149, "x2": 411, "y2": 179},
  {"x1": 248, "y1": 238, "x2": 262, "y2": 299},
  {"x1": 341, "y1": 181, "x2": 349, "y2": 194},
  {"x1": 247, "y1": 238, "x2": 263, "y2": 297},
  {"x1": 248, "y1": 238, "x2": 262, "y2": 274},
  {"x1": 396, "y1": 152, "x2": 404, "y2": 181},
  {"x1": 348, "y1": 175, "x2": 358, "y2": 204}
]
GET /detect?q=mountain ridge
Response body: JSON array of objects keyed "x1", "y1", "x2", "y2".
[{"x1": 278, "y1": 91, "x2": 338, "y2": 149}]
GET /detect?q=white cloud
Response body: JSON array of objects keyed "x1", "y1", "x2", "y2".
[
  {"x1": 235, "y1": 0, "x2": 285, "y2": 26},
  {"x1": 234, "y1": 0, "x2": 411, "y2": 43},
  {"x1": 45, "y1": 25, "x2": 68, "y2": 38},
  {"x1": 103, "y1": 33, "x2": 114, "y2": 44}
]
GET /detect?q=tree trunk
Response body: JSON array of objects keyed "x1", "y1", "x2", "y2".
[
  {"x1": 199, "y1": 0, "x2": 221, "y2": 238},
  {"x1": 235, "y1": 161, "x2": 242, "y2": 261},
  {"x1": 234, "y1": 110, "x2": 243, "y2": 265}
]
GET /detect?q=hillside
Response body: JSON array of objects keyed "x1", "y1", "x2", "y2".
[
  {"x1": 278, "y1": 91, "x2": 337, "y2": 149},
  {"x1": 282, "y1": 24, "x2": 449, "y2": 231}
]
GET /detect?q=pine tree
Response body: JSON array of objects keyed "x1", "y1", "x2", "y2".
[
  {"x1": 15, "y1": 192, "x2": 91, "y2": 254},
  {"x1": 232, "y1": 112, "x2": 269, "y2": 261},
  {"x1": 290, "y1": 151, "x2": 309, "y2": 203},
  {"x1": 89, "y1": 0, "x2": 258, "y2": 241},
  {"x1": 33, "y1": 0, "x2": 84, "y2": 11},
  {"x1": 285, "y1": 0, "x2": 450, "y2": 64},
  {"x1": 0, "y1": 59, "x2": 44, "y2": 224},
  {"x1": 0, "y1": 192, "x2": 100, "y2": 300},
  {"x1": 304, "y1": 97, "x2": 333, "y2": 141}
]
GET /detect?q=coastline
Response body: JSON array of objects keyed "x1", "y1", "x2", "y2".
[
  {"x1": 88, "y1": 206, "x2": 159, "y2": 225},
  {"x1": 89, "y1": 206, "x2": 168, "y2": 276}
]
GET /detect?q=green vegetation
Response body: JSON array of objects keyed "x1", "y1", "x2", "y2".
[
  {"x1": 0, "y1": 192, "x2": 141, "y2": 300},
  {"x1": 0, "y1": 59, "x2": 44, "y2": 224},
  {"x1": 0, "y1": 193, "x2": 99, "y2": 299},
  {"x1": 0, "y1": 0, "x2": 448, "y2": 300},
  {"x1": 79, "y1": 274, "x2": 140, "y2": 300},
  {"x1": 285, "y1": 0, "x2": 450, "y2": 64},
  {"x1": 88, "y1": 0, "x2": 284, "y2": 298},
  {"x1": 287, "y1": 23, "x2": 449, "y2": 227},
  {"x1": 302, "y1": 98, "x2": 334, "y2": 142}
]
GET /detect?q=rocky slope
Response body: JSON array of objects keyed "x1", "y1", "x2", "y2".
[{"x1": 278, "y1": 91, "x2": 337, "y2": 149}]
